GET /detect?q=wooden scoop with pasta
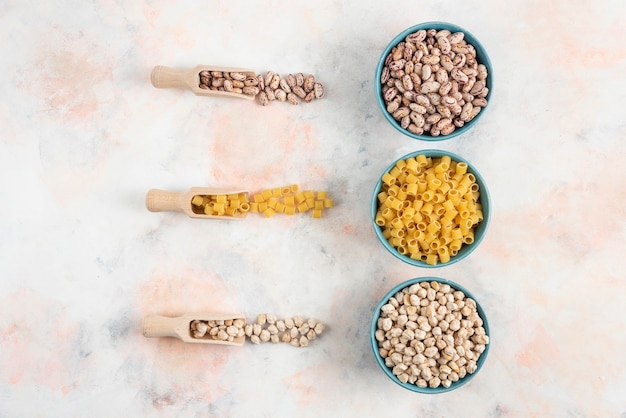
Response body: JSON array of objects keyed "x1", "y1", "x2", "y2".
[
  {"x1": 143, "y1": 313, "x2": 246, "y2": 346},
  {"x1": 146, "y1": 188, "x2": 250, "y2": 219},
  {"x1": 151, "y1": 65, "x2": 257, "y2": 99}
]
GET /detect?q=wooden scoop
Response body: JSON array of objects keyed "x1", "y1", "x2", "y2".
[
  {"x1": 151, "y1": 65, "x2": 256, "y2": 100},
  {"x1": 143, "y1": 313, "x2": 246, "y2": 345},
  {"x1": 146, "y1": 187, "x2": 249, "y2": 219}
]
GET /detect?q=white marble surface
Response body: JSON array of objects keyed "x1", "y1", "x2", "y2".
[{"x1": 2, "y1": 1, "x2": 626, "y2": 416}]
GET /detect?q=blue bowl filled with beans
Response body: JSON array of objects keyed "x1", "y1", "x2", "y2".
[
  {"x1": 370, "y1": 149, "x2": 491, "y2": 267},
  {"x1": 370, "y1": 277, "x2": 490, "y2": 393},
  {"x1": 375, "y1": 22, "x2": 493, "y2": 141}
]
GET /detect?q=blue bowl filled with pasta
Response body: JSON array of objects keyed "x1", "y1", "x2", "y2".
[
  {"x1": 375, "y1": 21, "x2": 493, "y2": 141},
  {"x1": 370, "y1": 277, "x2": 490, "y2": 393},
  {"x1": 370, "y1": 149, "x2": 490, "y2": 267}
]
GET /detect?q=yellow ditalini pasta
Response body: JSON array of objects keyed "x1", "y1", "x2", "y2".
[
  {"x1": 251, "y1": 184, "x2": 334, "y2": 218},
  {"x1": 376, "y1": 155, "x2": 482, "y2": 265},
  {"x1": 190, "y1": 184, "x2": 334, "y2": 219}
]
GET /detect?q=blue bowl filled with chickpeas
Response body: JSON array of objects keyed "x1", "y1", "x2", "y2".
[
  {"x1": 375, "y1": 21, "x2": 493, "y2": 141},
  {"x1": 370, "y1": 149, "x2": 491, "y2": 268},
  {"x1": 370, "y1": 277, "x2": 490, "y2": 393}
]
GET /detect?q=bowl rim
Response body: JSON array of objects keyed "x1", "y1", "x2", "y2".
[
  {"x1": 375, "y1": 21, "x2": 494, "y2": 141},
  {"x1": 370, "y1": 149, "x2": 491, "y2": 268},
  {"x1": 370, "y1": 276, "x2": 491, "y2": 393}
]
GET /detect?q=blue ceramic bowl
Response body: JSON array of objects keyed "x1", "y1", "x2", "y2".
[
  {"x1": 375, "y1": 22, "x2": 493, "y2": 141},
  {"x1": 371, "y1": 149, "x2": 491, "y2": 268},
  {"x1": 370, "y1": 277, "x2": 490, "y2": 393}
]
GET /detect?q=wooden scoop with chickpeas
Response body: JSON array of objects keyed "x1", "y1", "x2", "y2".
[
  {"x1": 143, "y1": 313, "x2": 326, "y2": 347},
  {"x1": 143, "y1": 313, "x2": 246, "y2": 346}
]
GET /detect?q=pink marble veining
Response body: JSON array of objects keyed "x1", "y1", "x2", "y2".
[{"x1": 2, "y1": 0, "x2": 626, "y2": 416}]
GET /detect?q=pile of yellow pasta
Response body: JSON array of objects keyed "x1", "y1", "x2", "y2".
[
  {"x1": 191, "y1": 184, "x2": 334, "y2": 218},
  {"x1": 375, "y1": 154, "x2": 483, "y2": 265},
  {"x1": 251, "y1": 184, "x2": 334, "y2": 218}
]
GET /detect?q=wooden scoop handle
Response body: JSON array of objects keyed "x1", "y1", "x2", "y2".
[
  {"x1": 146, "y1": 189, "x2": 186, "y2": 213},
  {"x1": 143, "y1": 315, "x2": 182, "y2": 338},
  {"x1": 151, "y1": 66, "x2": 191, "y2": 89}
]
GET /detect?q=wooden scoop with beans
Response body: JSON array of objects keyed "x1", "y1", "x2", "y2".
[
  {"x1": 143, "y1": 313, "x2": 246, "y2": 346},
  {"x1": 150, "y1": 65, "x2": 258, "y2": 99},
  {"x1": 146, "y1": 188, "x2": 250, "y2": 219}
]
